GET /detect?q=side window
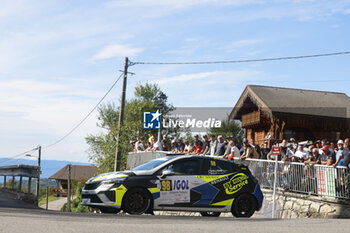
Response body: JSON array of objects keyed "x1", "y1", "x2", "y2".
[
  {"x1": 206, "y1": 159, "x2": 234, "y2": 175},
  {"x1": 161, "y1": 159, "x2": 201, "y2": 175}
]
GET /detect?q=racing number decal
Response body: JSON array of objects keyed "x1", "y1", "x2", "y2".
[
  {"x1": 161, "y1": 180, "x2": 172, "y2": 191},
  {"x1": 210, "y1": 161, "x2": 216, "y2": 166}
]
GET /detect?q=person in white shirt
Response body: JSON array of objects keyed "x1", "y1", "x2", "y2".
[
  {"x1": 292, "y1": 144, "x2": 308, "y2": 162},
  {"x1": 227, "y1": 141, "x2": 240, "y2": 160},
  {"x1": 152, "y1": 137, "x2": 162, "y2": 151},
  {"x1": 135, "y1": 137, "x2": 145, "y2": 152}
]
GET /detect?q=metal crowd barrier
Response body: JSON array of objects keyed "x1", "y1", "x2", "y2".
[{"x1": 233, "y1": 158, "x2": 350, "y2": 199}]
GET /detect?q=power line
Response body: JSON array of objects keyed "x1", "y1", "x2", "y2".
[
  {"x1": 0, "y1": 71, "x2": 123, "y2": 161},
  {"x1": 43, "y1": 72, "x2": 124, "y2": 149},
  {"x1": 130, "y1": 51, "x2": 350, "y2": 65},
  {"x1": 0, "y1": 147, "x2": 38, "y2": 165}
]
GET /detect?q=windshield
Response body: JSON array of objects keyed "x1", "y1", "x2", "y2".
[{"x1": 132, "y1": 157, "x2": 173, "y2": 171}]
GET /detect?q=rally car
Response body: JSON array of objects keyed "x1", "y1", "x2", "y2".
[{"x1": 81, "y1": 155, "x2": 263, "y2": 217}]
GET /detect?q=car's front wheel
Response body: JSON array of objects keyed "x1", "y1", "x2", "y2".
[
  {"x1": 200, "y1": 212, "x2": 221, "y2": 217},
  {"x1": 123, "y1": 188, "x2": 152, "y2": 215},
  {"x1": 231, "y1": 193, "x2": 256, "y2": 218}
]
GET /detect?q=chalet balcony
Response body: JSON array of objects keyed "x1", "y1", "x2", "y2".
[{"x1": 241, "y1": 111, "x2": 266, "y2": 128}]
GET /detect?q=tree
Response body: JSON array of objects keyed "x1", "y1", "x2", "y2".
[
  {"x1": 86, "y1": 83, "x2": 175, "y2": 173},
  {"x1": 208, "y1": 117, "x2": 244, "y2": 143}
]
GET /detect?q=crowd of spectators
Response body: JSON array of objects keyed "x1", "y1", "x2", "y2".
[{"x1": 130, "y1": 134, "x2": 350, "y2": 169}]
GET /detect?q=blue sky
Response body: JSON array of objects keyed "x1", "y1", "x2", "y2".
[{"x1": 0, "y1": 0, "x2": 350, "y2": 162}]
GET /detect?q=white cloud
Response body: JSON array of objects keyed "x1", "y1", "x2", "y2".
[
  {"x1": 93, "y1": 44, "x2": 143, "y2": 60},
  {"x1": 155, "y1": 70, "x2": 261, "y2": 85}
]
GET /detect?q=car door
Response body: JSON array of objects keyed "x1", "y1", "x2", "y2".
[
  {"x1": 154, "y1": 158, "x2": 204, "y2": 208},
  {"x1": 191, "y1": 158, "x2": 236, "y2": 207}
]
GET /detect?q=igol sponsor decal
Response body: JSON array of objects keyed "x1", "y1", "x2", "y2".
[{"x1": 223, "y1": 173, "x2": 249, "y2": 195}]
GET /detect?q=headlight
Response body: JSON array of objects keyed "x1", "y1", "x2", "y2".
[{"x1": 102, "y1": 177, "x2": 127, "y2": 184}]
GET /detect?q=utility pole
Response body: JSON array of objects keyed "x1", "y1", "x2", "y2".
[
  {"x1": 114, "y1": 57, "x2": 129, "y2": 172},
  {"x1": 36, "y1": 145, "x2": 41, "y2": 204},
  {"x1": 67, "y1": 164, "x2": 71, "y2": 212}
]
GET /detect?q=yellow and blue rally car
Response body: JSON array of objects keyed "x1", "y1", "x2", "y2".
[{"x1": 81, "y1": 155, "x2": 263, "y2": 217}]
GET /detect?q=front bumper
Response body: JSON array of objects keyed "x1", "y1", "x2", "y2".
[{"x1": 81, "y1": 182, "x2": 127, "y2": 208}]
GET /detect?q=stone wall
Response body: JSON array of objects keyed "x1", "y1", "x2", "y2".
[{"x1": 262, "y1": 189, "x2": 350, "y2": 218}]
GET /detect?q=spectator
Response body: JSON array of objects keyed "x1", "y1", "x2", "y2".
[
  {"x1": 240, "y1": 138, "x2": 259, "y2": 160},
  {"x1": 227, "y1": 141, "x2": 240, "y2": 160},
  {"x1": 292, "y1": 144, "x2": 308, "y2": 162},
  {"x1": 183, "y1": 140, "x2": 191, "y2": 154},
  {"x1": 194, "y1": 134, "x2": 203, "y2": 147},
  {"x1": 162, "y1": 135, "x2": 169, "y2": 151},
  {"x1": 280, "y1": 139, "x2": 294, "y2": 160},
  {"x1": 315, "y1": 140, "x2": 322, "y2": 149},
  {"x1": 209, "y1": 134, "x2": 217, "y2": 156},
  {"x1": 223, "y1": 136, "x2": 233, "y2": 158},
  {"x1": 304, "y1": 148, "x2": 321, "y2": 165},
  {"x1": 251, "y1": 138, "x2": 261, "y2": 158},
  {"x1": 215, "y1": 135, "x2": 226, "y2": 156},
  {"x1": 333, "y1": 140, "x2": 344, "y2": 167},
  {"x1": 130, "y1": 140, "x2": 137, "y2": 152},
  {"x1": 201, "y1": 135, "x2": 210, "y2": 155},
  {"x1": 148, "y1": 133, "x2": 154, "y2": 145},
  {"x1": 330, "y1": 141, "x2": 337, "y2": 153},
  {"x1": 319, "y1": 145, "x2": 336, "y2": 166},
  {"x1": 192, "y1": 141, "x2": 203, "y2": 154},
  {"x1": 145, "y1": 142, "x2": 152, "y2": 151},
  {"x1": 319, "y1": 139, "x2": 334, "y2": 154},
  {"x1": 333, "y1": 138, "x2": 350, "y2": 168},
  {"x1": 177, "y1": 140, "x2": 185, "y2": 152},
  {"x1": 135, "y1": 137, "x2": 145, "y2": 152},
  {"x1": 260, "y1": 141, "x2": 270, "y2": 160},
  {"x1": 289, "y1": 138, "x2": 297, "y2": 153},
  {"x1": 152, "y1": 137, "x2": 162, "y2": 151}
]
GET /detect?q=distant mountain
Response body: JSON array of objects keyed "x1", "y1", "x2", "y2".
[{"x1": 0, "y1": 158, "x2": 95, "y2": 178}]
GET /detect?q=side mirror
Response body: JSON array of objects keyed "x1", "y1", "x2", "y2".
[{"x1": 161, "y1": 169, "x2": 175, "y2": 178}]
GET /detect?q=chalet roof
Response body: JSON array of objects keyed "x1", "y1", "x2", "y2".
[
  {"x1": 231, "y1": 85, "x2": 350, "y2": 119},
  {"x1": 49, "y1": 165, "x2": 98, "y2": 181}
]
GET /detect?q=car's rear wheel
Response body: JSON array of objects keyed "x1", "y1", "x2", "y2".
[
  {"x1": 231, "y1": 193, "x2": 256, "y2": 218},
  {"x1": 123, "y1": 188, "x2": 152, "y2": 215},
  {"x1": 200, "y1": 212, "x2": 221, "y2": 217},
  {"x1": 99, "y1": 207, "x2": 120, "y2": 214}
]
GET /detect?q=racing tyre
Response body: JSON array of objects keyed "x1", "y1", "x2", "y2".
[
  {"x1": 200, "y1": 212, "x2": 221, "y2": 217},
  {"x1": 231, "y1": 194, "x2": 256, "y2": 218},
  {"x1": 123, "y1": 188, "x2": 152, "y2": 215},
  {"x1": 99, "y1": 207, "x2": 120, "y2": 214}
]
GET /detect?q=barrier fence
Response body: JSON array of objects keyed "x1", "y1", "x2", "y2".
[{"x1": 233, "y1": 158, "x2": 350, "y2": 199}]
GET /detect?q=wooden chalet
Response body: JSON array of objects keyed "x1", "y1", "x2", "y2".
[
  {"x1": 230, "y1": 85, "x2": 350, "y2": 146},
  {"x1": 49, "y1": 165, "x2": 98, "y2": 197}
]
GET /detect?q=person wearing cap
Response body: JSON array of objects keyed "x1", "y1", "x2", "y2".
[
  {"x1": 319, "y1": 145, "x2": 336, "y2": 166},
  {"x1": 239, "y1": 138, "x2": 259, "y2": 160},
  {"x1": 333, "y1": 139, "x2": 345, "y2": 167},
  {"x1": 201, "y1": 135, "x2": 210, "y2": 156},
  {"x1": 194, "y1": 134, "x2": 203, "y2": 147}
]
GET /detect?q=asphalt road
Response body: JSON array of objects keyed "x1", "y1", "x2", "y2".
[
  {"x1": 0, "y1": 207, "x2": 350, "y2": 233},
  {"x1": 1, "y1": 191, "x2": 350, "y2": 233}
]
